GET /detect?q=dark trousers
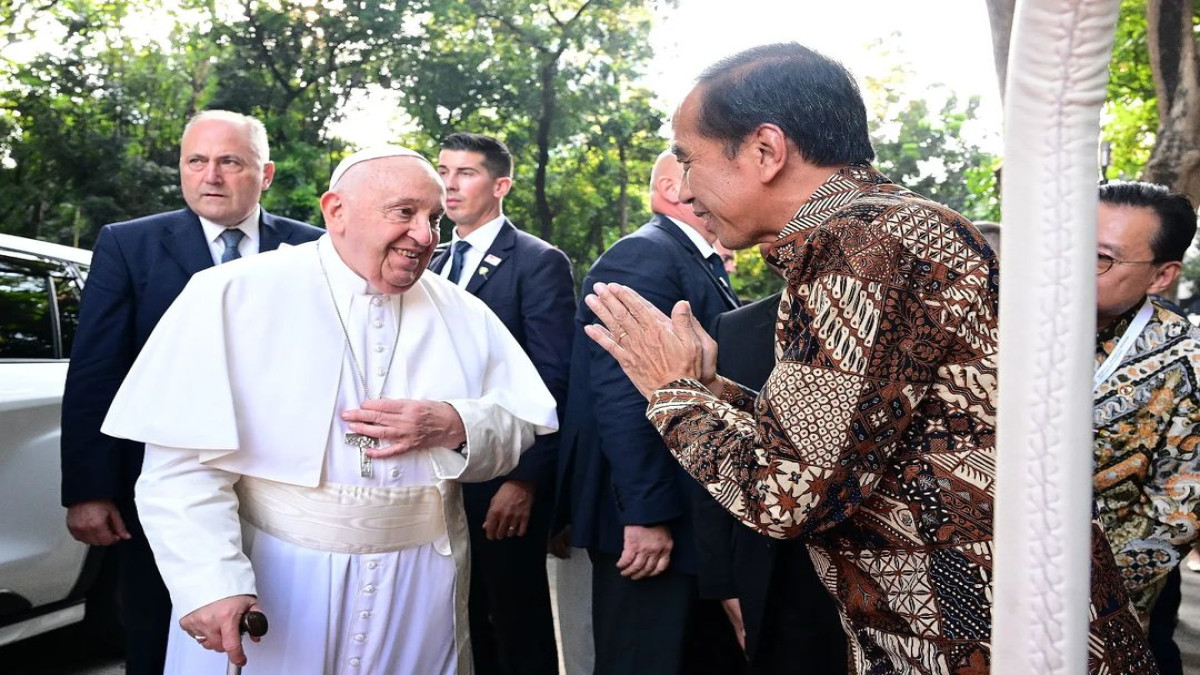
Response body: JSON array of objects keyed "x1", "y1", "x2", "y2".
[
  {"x1": 465, "y1": 484, "x2": 558, "y2": 675},
  {"x1": 1148, "y1": 565, "x2": 1183, "y2": 675},
  {"x1": 590, "y1": 549, "x2": 742, "y2": 675},
  {"x1": 117, "y1": 501, "x2": 171, "y2": 675},
  {"x1": 747, "y1": 544, "x2": 847, "y2": 675}
]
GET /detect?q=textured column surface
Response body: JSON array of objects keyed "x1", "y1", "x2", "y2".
[{"x1": 992, "y1": 0, "x2": 1120, "y2": 673}]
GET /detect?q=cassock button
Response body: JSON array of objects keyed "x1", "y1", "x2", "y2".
[
  {"x1": 350, "y1": 658, "x2": 361, "y2": 667},
  {"x1": 363, "y1": 584, "x2": 376, "y2": 593},
  {"x1": 371, "y1": 297, "x2": 382, "y2": 306},
  {"x1": 389, "y1": 468, "x2": 401, "y2": 479},
  {"x1": 376, "y1": 368, "x2": 387, "y2": 377},
  {"x1": 373, "y1": 320, "x2": 383, "y2": 328},
  {"x1": 374, "y1": 345, "x2": 386, "y2": 353},
  {"x1": 353, "y1": 633, "x2": 366, "y2": 643},
  {"x1": 360, "y1": 610, "x2": 371, "y2": 619},
  {"x1": 367, "y1": 561, "x2": 380, "y2": 570}
]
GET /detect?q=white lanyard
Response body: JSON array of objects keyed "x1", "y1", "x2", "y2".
[{"x1": 1093, "y1": 297, "x2": 1153, "y2": 393}]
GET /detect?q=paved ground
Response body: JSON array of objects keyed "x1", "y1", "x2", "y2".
[{"x1": 5, "y1": 566, "x2": 1200, "y2": 673}]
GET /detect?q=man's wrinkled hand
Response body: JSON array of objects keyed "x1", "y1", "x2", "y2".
[
  {"x1": 66, "y1": 499, "x2": 131, "y2": 546},
  {"x1": 583, "y1": 283, "x2": 714, "y2": 399},
  {"x1": 178, "y1": 595, "x2": 261, "y2": 667},
  {"x1": 342, "y1": 399, "x2": 466, "y2": 458},
  {"x1": 617, "y1": 524, "x2": 673, "y2": 580},
  {"x1": 482, "y1": 480, "x2": 534, "y2": 541}
]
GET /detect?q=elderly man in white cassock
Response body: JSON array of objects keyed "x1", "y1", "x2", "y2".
[{"x1": 101, "y1": 146, "x2": 558, "y2": 674}]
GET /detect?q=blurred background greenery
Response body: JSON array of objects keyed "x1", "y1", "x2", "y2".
[{"x1": 0, "y1": 0, "x2": 1190, "y2": 302}]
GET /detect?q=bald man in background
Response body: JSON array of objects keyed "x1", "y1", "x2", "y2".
[{"x1": 559, "y1": 151, "x2": 742, "y2": 674}]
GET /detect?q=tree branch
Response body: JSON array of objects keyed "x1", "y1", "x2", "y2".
[{"x1": 240, "y1": 0, "x2": 298, "y2": 98}]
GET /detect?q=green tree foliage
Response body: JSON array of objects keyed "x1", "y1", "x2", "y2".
[
  {"x1": 1102, "y1": 0, "x2": 1159, "y2": 181},
  {"x1": 188, "y1": 0, "x2": 430, "y2": 224},
  {"x1": 863, "y1": 38, "x2": 1000, "y2": 222},
  {"x1": 0, "y1": 0, "x2": 667, "y2": 275},
  {"x1": 398, "y1": 0, "x2": 667, "y2": 273},
  {"x1": 1, "y1": 2, "x2": 997, "y2": 303},
  {"x1": 0, "y1": 0, "x2": 202, "y2": 246}
]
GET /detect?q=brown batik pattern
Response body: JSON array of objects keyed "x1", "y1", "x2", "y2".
[{"x1": 647, "y1": 165, "x2": 1155, "y2": 674}]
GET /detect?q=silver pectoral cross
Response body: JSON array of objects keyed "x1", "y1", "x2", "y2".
[{"x1": 345, "y1": 433, "x2": 377, "y2": 478}]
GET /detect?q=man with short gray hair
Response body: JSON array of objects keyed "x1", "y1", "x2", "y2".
[{"x1": 61, "y1": 109, "x2": 320, "y2": 673}]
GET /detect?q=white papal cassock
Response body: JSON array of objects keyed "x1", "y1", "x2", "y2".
[{"x1": 102, "y1": 236, "x2": 558, "y2": 674}]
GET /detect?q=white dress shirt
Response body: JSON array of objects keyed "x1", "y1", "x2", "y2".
[
  {"x1": 666, "y1": 216, "x2": 717, "y2": 259},
  {"x1": 199, "y1": 207, "x2": 261, "y2": 265},
  {"x1": 439, "y1": 215, "x2": 506, "y2": 288}
]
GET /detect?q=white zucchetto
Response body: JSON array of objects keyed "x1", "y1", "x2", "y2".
[{"x1": 329, "y1": 145, "x2": 432, "y2": 190}]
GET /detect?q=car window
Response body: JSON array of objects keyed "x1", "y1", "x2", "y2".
[
  {"x1": 55, "y1": 270, "x2": 83, "y2": 358},
  {"x1": 0, "y1": 257, "x2": 55, "y2": 359}
]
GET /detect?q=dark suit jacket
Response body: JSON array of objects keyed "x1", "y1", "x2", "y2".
[
  {"x1": 696, "y1": 291, "x2": 846, "y2": 666},
  {"x1": 429, "y1": 219, "x2": 575, "y2": 498},
  {"x1": 61, "y1": 208, "x2": 322, "y2": 508},
  {"x1": 559, "y1": 214, "x2": 738, "y2": 574}
]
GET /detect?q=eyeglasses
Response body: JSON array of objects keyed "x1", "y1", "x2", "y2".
[{"x1": 1097, "y1": 253, "x2": 1159, "y2": 275}]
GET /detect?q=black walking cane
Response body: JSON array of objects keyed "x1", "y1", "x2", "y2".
[{"x1": 226, "y1": 610, "x2": 268, "y2": 675}]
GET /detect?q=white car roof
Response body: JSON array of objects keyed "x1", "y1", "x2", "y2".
[{"x1": 0, "y1": 233, "x2": 92, "y2": 266}]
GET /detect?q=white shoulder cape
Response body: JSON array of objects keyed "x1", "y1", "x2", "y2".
[{"x1": 102, "y1": 239, "x2": 558, "y2": 487}]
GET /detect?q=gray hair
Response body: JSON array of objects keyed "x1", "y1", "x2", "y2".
[{"x1": 182, "y1": 110, "x2": 271, "y2": 164}]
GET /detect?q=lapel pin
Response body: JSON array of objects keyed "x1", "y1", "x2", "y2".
[{"x1": 484, "y1": 254, "x2": 502, "y2": 266}]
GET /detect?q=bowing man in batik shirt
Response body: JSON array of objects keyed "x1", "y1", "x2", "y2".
[
  {"x1": 1093, "y1": 181, "x2": 1200, "y2": 627},
  {"x1": 584, "y1": 44, "x2": 1157, "y2": 675}
]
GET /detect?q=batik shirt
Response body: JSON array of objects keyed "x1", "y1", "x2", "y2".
[
  {"x1": 1094, "y1": 296, "x2": 1200, "y2": 626},
  {"x1": 647, "y1": 165, "x2": 1155, "y2": 674}
]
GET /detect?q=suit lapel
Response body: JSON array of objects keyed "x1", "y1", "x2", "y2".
[
  {"x1": 464, "y1": 220, "x2": 517, "y2": 295},
  {"x1": 709, "y1": 264, "x2": 740, "y2": 309},
  {"x1": 429, "y1": 242, "x2": 452, "y2": 275},
  {"x1": 161, "y1": 210, "x2": 214, "y2": 278},
  {"x1": 260, "y1": 210, "x2": 283, "y2": 252},
  {"x1": 260, "y1": 209, "x2": 314, "y2": 251},
  {"x1": 652, "y1": 216, "x2": 739, "y2": 310}
]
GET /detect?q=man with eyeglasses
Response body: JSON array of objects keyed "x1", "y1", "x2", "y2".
[{"x1": 1093, "y1": 180, "x2": 1200, "y2": 675}]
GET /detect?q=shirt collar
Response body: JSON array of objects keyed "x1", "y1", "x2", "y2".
[
  {"x1": 666, "y1": 216, "x2": 717, "y2": 258},
  {"x1": 451, "y1": 214, "x2": 506, "y2": 252},
  {"x1": 320, "y1": 233, "x2": 379, "y2": 297},
  {"x1": 199, "y1": 206, "x2": 261, "y2": 245},
  {"x1": 1097, "y1": 295, "x2": 1150, "y2": 346},
  {"x1": 765, "y1": 163, "x2": 891, "y2": 267}
]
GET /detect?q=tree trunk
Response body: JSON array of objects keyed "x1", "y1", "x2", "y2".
[
  {"x1": 535, "y1": 58, "x2": 556, "y2": 241},
  {"x1": 983, "y1": 0, "x2": 1016, "y2": 100},
  {"x1": 1141, "y1": 0, "x2": 1200, "y2": 206},
  {"x1": 590, "y1": 217, "x2": 604, "y2": 261},
  {"x1": 616, "y1": 137, "x2": 629, "y2": 237}
]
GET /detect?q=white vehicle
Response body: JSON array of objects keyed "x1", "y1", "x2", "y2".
[{"x1": 0, "y1": 233, "x2": 119, "y2": 649}]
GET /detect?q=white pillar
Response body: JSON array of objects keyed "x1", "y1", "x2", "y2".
[{"x1": 991, "y1": 0, "x2": 1120, "y2": 672}]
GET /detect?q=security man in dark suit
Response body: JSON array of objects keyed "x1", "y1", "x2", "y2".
[
  {"x1": 698, "y1": 279, "x2": 848, "y2": 674},
  {"x1": 60, "y1": 110, "x2": 322, "y2": 674},
  {"x1": 559, "y1": 150, "x2": 742, "y2": 674},
  {"x1": 430, "y1": 132, "x2": 575, "y2": 675}
]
